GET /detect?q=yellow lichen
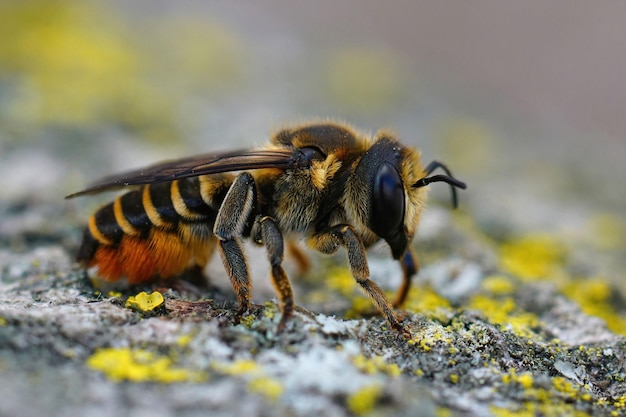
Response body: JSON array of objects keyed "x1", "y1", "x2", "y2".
[
  {"x1": 86, "y1": 347, "x2": 205, "y2": 383},
  {"x1": 490, "y1": 403, "x2": 591, "y2": 417},
  {"x1": 212, "y1": 360, "x2": 284, "y2": 402},
  {"x1": 125, "y1": 291, "x2": 164, "y2": 312},
  {"x1": 346, "y1": 384, "x2": 382, "y2": 416},
  {"x1": 213, "y1": 359, "x2": 260, "y2": 375},
  {"x1": 263, "y1": 301, "x2": 277, "y2": 320},
  {"x1": 404, "y1": 286, "x2": 452, "y2": 320},
  {"x1": 346, "y1": 296, "x2": 378, "y2": 318},
  {"x1": 0, "y1": 317, "x2": 7, "y2": 327},
  {"x1": 493, "y1": 367, "x2": 607, "y2": 417},
  {"x1": 481, "y1": 275, "x2": 515, "y2": 295},
  {"x1": 467, "y1": 295, "x2": 539, "y2": 337},
  {"x1": 0, "y1": 1, "x2": 147, "y2": 128},
  {"x1": 239, "y1": 314, "x2": 256, "y2": 328},
  {"x1": 176, "y1": 333, "x2": 193, "y2": 347},
  {"x1": 213, "y1": 359, "x2": 287, "y2": 403},
  {"x1": 327, "y1": 267, "x2": 358, "y2": 297},
  {"x1": 352, "y1": 354, "x2": 400, "y2": 377},
  {"x1": 248, "y1": 377, "x2": 283, "y2": 402},
  {"x1": 561, "y1": 278, "x2": 626, "y2": 336},
  {"x1": 436, "y1": 407, "x2": 454, "y2": 417},
  {"x1": 408, "y1": 323, "x2": 455, "y2": 352},
  {"x1": 502, "y1": 369, "x2": 534, "y2": 389},
  {"x1": 613, "y1": 395, "x2": 626, "y2": 411},
  {"x1": 500, "y1": 234, "x2": 565, "y2": 281},
  {"x1": 516, "y1": 373, "x2": 534, "y2": 389},
  {"x1": 552, "y1": 377, "x2": 593, "y2": 402},
  {"x1": 0, "y1": 1, "x2": 243, "y2": 141}
]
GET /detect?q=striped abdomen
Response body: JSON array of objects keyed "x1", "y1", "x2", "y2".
[{"x1": 78, "y1": 175, "x2": 233, "y2": 283}]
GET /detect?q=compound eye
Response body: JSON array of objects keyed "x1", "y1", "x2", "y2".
[
  {"x1": 371, "y1": 163, "x2": 405, "y2": 237},
  {"x1": 300, "y1": 146, "x2": 325, "y2": 161}
]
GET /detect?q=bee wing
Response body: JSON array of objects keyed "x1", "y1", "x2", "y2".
[{"x1": 66, "y1": 148, "x2": 302, "y2": 198}]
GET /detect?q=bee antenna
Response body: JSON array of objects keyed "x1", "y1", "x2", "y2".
[{"x1": 412, "y1": 161, "x2": 467, "y2": 209}]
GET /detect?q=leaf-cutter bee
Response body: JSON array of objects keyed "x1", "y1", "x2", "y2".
[{"x1": 67, "y1": 122, "x2": 466, "y2": 333}]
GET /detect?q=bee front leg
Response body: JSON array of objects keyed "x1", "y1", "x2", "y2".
[
  {"x1": 214, "y1": 173, "x2": 256, "y2": 317},
  {"x1": 251, "y1": 216, "x2": 294, "y2": 332},
  {"x1": 309, "y1": 225, "x2": 405, "y2": 334}
]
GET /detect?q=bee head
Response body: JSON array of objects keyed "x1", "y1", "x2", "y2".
[{"x1": 351, "y1": 135, "x2": 466, "y2": 259}]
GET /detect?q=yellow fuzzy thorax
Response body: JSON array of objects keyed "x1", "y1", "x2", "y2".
[
  {"x1": 310, "y1": 153, "x2": 342, "y2": 190},
  {"x1": 399, "y1": 145, "x2": 428, "y2": 236}
]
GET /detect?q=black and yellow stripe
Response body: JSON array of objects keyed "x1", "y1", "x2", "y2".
[{"x1": 77, "y1": 175, "x2": 234, "y2": 282}]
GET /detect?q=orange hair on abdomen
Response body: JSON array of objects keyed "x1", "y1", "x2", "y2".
[{"x1": 77, "y1": 176, "x2": 229, "y2": 283}]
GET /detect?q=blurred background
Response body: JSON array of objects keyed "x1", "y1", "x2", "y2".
[{"x1": 0, "y1": 1, "x2": 624, "y2": 291}]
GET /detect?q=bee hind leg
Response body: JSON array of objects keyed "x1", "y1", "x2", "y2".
[
  {"x1": 214, "y1": 173, "x2": 256, "y2": 319},
  {"x1": 252, "y1": 216, "x2": 294, "y2": 333},
  {"x1": 286, "y1": 240, "x2": 311, "y2": 277}
]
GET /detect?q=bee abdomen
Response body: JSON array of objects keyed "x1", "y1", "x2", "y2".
[{"x1": 78, "y1": 176, "x2": 229, "y2": 283}]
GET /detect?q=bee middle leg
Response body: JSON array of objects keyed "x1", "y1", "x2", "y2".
[
  {"x1": 252, "y1": 216, "x2": 294, "y2": 332},
  {"x1": 214, "y1": 173, "x2": 256, "y2": 317},
  {"x1": 308, "y1": 225, "x2": 404, "y2": 333}
]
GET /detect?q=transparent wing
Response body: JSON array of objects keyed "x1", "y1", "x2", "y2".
[{"x1": 66, "y1": 148, "x2": 303, "y2": 198}]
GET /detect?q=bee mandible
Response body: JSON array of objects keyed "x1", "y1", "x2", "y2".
[{"x1": 67, "y1": 122, "x2": 467, "y2": 333}]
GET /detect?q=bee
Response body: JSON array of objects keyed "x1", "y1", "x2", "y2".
[{"x1": 67, "y1": 122, "x2": 466, "y2": 333}]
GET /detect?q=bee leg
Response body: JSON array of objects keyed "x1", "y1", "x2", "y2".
[
  {"x1": 392, "y1": 247, "x2": 419, "y2": 308},
  {"x1": 214, "y1": 173, "x2": 256, "y2": 318},
  {"x1": 286, "y1": 240, "x2": 311, "y2": 277},
  {"x1": 180, "y1": 264, "x2": 209, "y2": 288},
  {"x1": 309, "y1": 225, "x2": 405, "y2": 334},
  {"x1": 252, "y1": 216, "x2": 294, "y2": 333}
]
